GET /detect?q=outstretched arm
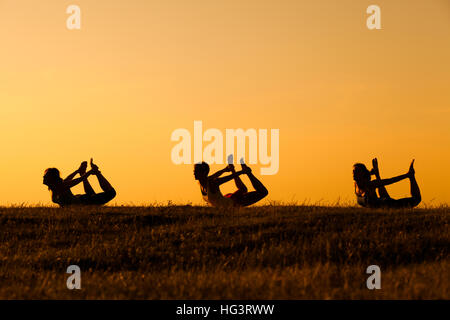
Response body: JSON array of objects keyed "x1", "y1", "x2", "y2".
[
  {"x1": 214, "y1": 170, "x2": 246, "y2": 186},
  {"x1": 64, "y1": 169, "x2": 79, "y2": 182},
  {"x1": 64, "y1": 171, "x2": 93, "y2": 189},
  {"x1": 371, "y1": 159, "x2": 415, "y2": 189},
  {"x1": 371, "y1": 173, "x2": 409, "y2": 188},
  {"x1": 64, "y1": 162, "x2": 87, "y2": 182},
  {"x1": 208, "y1": 167, "x2": 230, "y2": 180}
]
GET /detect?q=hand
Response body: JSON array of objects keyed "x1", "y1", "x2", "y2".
[
  {"x1": 371, "y1": 158, "x2": 379, "y2": 176},
  {"x1": 227, "y1": 164, "x2": 235, "y2": 172}
]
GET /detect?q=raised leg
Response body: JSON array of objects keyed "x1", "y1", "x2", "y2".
[
  {"x1": 408, "y1": 160, "x2": 421, "y2": 206},
  {"x1": 90, "y1": 159, "x2": 116, "y2": 200},
  {"x1": 381, "y1": 160, "x2": 421, "y2": 208},
  {"x1": 90, "y1": 159, "x2": 115, "y2": 193},
  {"x1": 233, "y1": 164, "x2": 268, "y2": 207},
  {"x1": 79, "y1": 161, "x2": 95, "y2": 195},
  {"x1": 95, "y1": 171, "x2": 114, "y2": 192},
  {"x1": 229, "y1": 164, "x2": 248, "y2": 193}
]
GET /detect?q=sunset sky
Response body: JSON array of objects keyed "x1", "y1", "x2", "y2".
[{"x1": 0, "y1": 0, "x2": 449, "y2": 206}]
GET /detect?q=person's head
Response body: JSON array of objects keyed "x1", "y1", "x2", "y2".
[
  {"x1": 194, "y1": 162, "x2": 210, "y2": 180},
  {"x1": 43, "y1": 168, "x2": 62, "y2": 188},
  {"x1": 353, "y1": 163, "x2": 371, "y2": 186}
]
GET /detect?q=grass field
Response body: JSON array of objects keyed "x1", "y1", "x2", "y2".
[{"x1": 0, "y1": 205, "x2": 448, "y2": 299}]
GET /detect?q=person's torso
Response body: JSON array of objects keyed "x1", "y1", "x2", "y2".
[
  {"x1": 355, "y1": 182, "x2": 378, "y2": 206},
  {"x1": 52, "y1": 187, "x2": 76, "y2": 206},
  {"x1": 201, "y1": 180, "x2": 234, "y2": 208}
]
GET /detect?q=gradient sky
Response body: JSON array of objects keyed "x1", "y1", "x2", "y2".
[{"x1": 0, "y1": 0, "x2": 449, "y2": 206}]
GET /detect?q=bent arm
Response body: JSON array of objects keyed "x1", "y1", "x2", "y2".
[{"x1": 371, "y1": 173, "x2": 409, "y2": 188}]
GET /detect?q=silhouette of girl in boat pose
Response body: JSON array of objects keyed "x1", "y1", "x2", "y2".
[
  {"x1": 353, "y1": 158, "x2": 421, "y2": 208},
  {"x1": 43, "y1": 158, "x2": 116, "y2": 207},
  {"x1": 194, "y1": 157, "x2": 268, "y2": 208}
]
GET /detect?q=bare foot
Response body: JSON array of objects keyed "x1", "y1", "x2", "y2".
[
  {"x1": 78, "y1": 161, "x2": 87, "y2": 175},
  {"x1": 90, "y1": 158, "x2": 99, "y2": 174}
]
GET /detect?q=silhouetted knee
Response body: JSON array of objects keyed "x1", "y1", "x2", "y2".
[
  {"x1": 107, "y1": 188, "x2": 117, "y2": 201},
  {"x1": 259, "y1": 187, "x2": 268, "y2": 199},
  {"x1": 412, "y1": 195, "x2": 421, "y2": 207}
]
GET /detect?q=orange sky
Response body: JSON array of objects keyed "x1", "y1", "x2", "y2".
[{"x1": 0, "y1": 0, "x2": 449, "y2": 206}]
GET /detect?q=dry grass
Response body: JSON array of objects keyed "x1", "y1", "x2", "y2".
[{"x1": 0, "y1": 205, "x2": 448, "y2": 299}]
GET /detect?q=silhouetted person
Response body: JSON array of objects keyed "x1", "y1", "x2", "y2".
[
  {"x1": 353, "y1": 158, "x2": 421, "y2": 208},
  {"x1": 43, "y1": 158, "x2": 116, "y2": 207},
  {"x1": 194, "y1": 158, "x2": 268, "y2": 208}
]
